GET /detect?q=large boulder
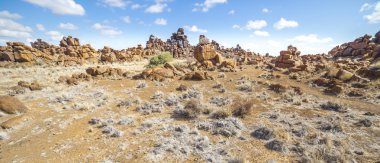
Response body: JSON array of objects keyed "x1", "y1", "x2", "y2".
[
  {"x1": 336, "y1": 69, "x2": 354, "y2": 81},
  {"x1": 14, "y1": 52, "x2": 34, "y2": 62},
  {"x1": 86, "y1": 66, "x2": 123, "y2": 76},
  {"x1": 0, "y1": 96, "x2": 28, "y2": 114},
  {"x1": 135, "y1": 67, "x2": 175, "y2": 81},
  {"x1": 0, "y1": 52, "x2": 15, "y2": 61},
  {"x1": 180, "y1": 71, "x2": 213, "y2": 80},
  {"x1": 194, "y1": 44, "x2": 217, "y2": 62}
]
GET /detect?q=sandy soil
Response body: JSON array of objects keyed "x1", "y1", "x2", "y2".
[{"x1": 0, "y1": 59, "x2": 379, "y2": 163}]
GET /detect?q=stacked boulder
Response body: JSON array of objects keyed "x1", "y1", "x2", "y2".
[
  {"x1": 274, "y1": 45, "x2": 306, "y2": 71},
  {"x1": 166, "y1": 28, "x2": 192, "y2": 58},
  {"x1": 329, "y1": 34, "x2": 378, "y2": 60},
  {"x1": 328, "y1": 30, "x2": 380, "y2": 80},
  {"x1": 59, "y1": 36, "x2": 97, "y2": 59},
  {"x1": 31, "y1": 39, "x2": 64, "y2": 59},
  {"x1": 194, "y1": 35, "x2": 236, "y2": 70},
  {"x1": 146, "y1": 35, "x2": 166, "y2": 51},
  {"x1": 100, "y1": 46, "x2": 118, "y2": 62},
  {"x1": 0, "y1": 42, "x2": 44, "y2": 62}
]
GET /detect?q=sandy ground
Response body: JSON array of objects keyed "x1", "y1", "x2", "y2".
[{"x1": 0, "y1": 59, "x2": 379, "y2": 162}]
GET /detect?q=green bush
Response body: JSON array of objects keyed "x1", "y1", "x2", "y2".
[{"x1": 147, "y1": 52, "x2": 173, "y2": 68}]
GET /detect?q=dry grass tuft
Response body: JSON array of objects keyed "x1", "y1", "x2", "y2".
[{"x1": 231, "y1": 97, "x2": 254, "y2": 118}]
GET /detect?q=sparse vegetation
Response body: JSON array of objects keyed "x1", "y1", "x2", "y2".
[
  {"x1": 172, "y1": 99, "x2": 202, "y2": 119},
  {"x1": 320, "y1": 101, "x2": 348, "y2": 113},
  {"x1": 147, "y1": 52, "x2": 173, "y2": 68},
  {"x1": 211, "y1": 110, "x2": 230, "y2": 119},
  {"x1": 231, "y1": 98, "x2": 254, "y2": 118}
]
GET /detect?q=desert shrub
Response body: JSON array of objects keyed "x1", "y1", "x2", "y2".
[
  {"x1": 211, "y1": 110, "x2": 231, "y2": 119},
  {"x1": 265, "y1": 139, "x2": 285, "y2": 152},
  {"x1": 147, "y1": 52, "x2": 173, "y2": 67},
  {"x1": 320, "y1": 102, "x2": 347, "y2": 113},
  {"x1": 136, "y1": 101, "x2": 164, "y2": 115},
  {"x1": 172, "y1": 99, "x2": 202, "y2": 119},
  {"x1": 231, "y1": 98, "x2": 254, "y2": 118},
  {"x1": 251, "y1": 127, "x2": 275, "y2": 140},
  {"x1": 209, "y1": 96, "x2": 231, "y2": 107}
]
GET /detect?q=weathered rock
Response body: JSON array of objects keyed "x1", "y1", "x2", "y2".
[
  {"x1": 194, "y1": 44, "x2": 218, "y2": 63},
  {"x1": 17, "y1": 81, "x2": 42, "y2": 91},
  {"x1": 86, "y1": 66, "x2": 123, "y2": 76},
  {"x1": 166, "y1": 28, "x2": 192, "y2": 58},
  {"x1": 336, "y1": 69, "x2": 354, "y2": 81},
  {"x1": 0, "y1": 52, "x2": 15, "y2": 61},
  {"x1": 0, "y1": 96, "x2": 28, "y2": 114},
  {"x1": 1, "y1": 115, "x2": 29, "y2": 129},
  {"x1": 180, "y1": 71, "x2": 213, "y2": 80},
  {"x1": 274, "y1": 45, "x2": 305, "y2": 70},
  {"x1": 135, "y1": 67, "x2": 175, "y2": 81}
]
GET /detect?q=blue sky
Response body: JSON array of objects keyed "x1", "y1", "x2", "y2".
[{"x1": 0, "y1": 0, "x2": 379, "y2": 55}]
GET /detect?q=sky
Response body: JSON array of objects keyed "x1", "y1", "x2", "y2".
[{"x1": 0, "y1": 0, "x2": 379, "y2": 55}]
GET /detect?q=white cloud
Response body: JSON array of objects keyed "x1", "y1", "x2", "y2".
[
  {"x1": 360, "y1": 3, "x2": 372, "y2": 12},
  {"x1": 0, "y1": 19, "x2": 32, "y2": 32},
  {"x1": 145, "y1": 0, "x2": 168, "y2": 13},
  {"x1": 245, "y1": 20, "x2": 267, "y2": 30},
  {"x1": 193, "y1": 0, "x2": 227, "y2": 12},
  {"x1": 131, "y1": 4, "x2": 141, "y2": 10},
  {"x1": 228, "y1": 10, "x2": 235, "y2": 14},
  {"x1": 0, "y1": 10, "x2": 22, "y2": 19},
  {"x1": 232, "y1": 24, "x2": 240, "y2": 29},
  {"x1": 100, "y1": 0, "x2": 130, "y2": 8},
  {"x1": 92, "y1": 23, "x2": 122, "y2": 36},
  {"x1": 46, "y1": 30, "x2": 63, "y2": 41},
  {"x1": 0, "y1": 18, "x2": 33, "y2": 38},
  {"x1": 262, "y1": 8, "x2": 269, "y2": 13},
  {"x1": 0, "y1": 29, "x2": 31, "y2": 38},
  {"x1": 184, "y1": 25, "x2": 208, "y2": 33},
  {"x1": 59, "y1": 22, "x2": 78, "y2": 30},
  {"x1": 252, "y1": 30, "x2": 270, "y2": 37},
  {"x1": 24, "y1": 0, "x2": 85, "y2": 16},
  {"x1": 122, "y1": 16, "x2": 131, "y2": 24},
  {"x1": 36, "y1": 24, "x2": 45, "y2": 31},
  {"x1": 274, "y1": 18, "x2": 299, "y2": 30},
  {"x1": 154, "y1": 18, "x2": 167, "y2": 26},
  {"x1": 292, "y1": 34, "x2": 333, "y2": 44},
  {"x1": 363, "y1": 2, "x2": 380, "y2": 23}
]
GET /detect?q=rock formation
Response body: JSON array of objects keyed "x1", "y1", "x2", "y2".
[
  {"x1": 0, "y1": 42, "x2": 44, "y2": 62},
  {"x1": 274, "y1": 45, "x2": 306, "y2": 71},
  {"x1": 146, "y1": 35, "x2": 166, "y2": 51},
  {"x1": 166, "y1": 28, "x2": 192, "y2": 58},
  {"x1": 194, "y1": 35, "x2": 236, "y2": 70}
]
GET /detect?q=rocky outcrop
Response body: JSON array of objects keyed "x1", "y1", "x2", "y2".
[
  {"x1": 86, "y1": 66, "x2": 124, "y2": 77},
  {"x1": 0, "y1": 42, "x2": 44, "y2": 62},
  {"x1": 274, "y1": 45, "x2": 306, "y2": 71},
  {"x1": 146, "y1": 35, "x2": 166, "y2": 51},
  {"x1": 194, "y1": 35, "x2": 236, "y2": 70},
  {"x1": 60, "y1": 36, "x2": 80, "y2": 47},
  {"x1": 329, "y1": 34, "x2": 376, "y2": 60},
  {"x1": 166, "y1": 28, "x2": 192, "y2": 58}
]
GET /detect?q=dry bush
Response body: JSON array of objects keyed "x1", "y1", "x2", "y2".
[
  {"x1": 173, "y1": 99, "x2": 202, "y2": 119},
  {"x1": 231, "y1": 98, "x2": 254, "y2": 118},
  {"x1": 211, "y1": 110, "x2": 231, "y2": 119}
]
